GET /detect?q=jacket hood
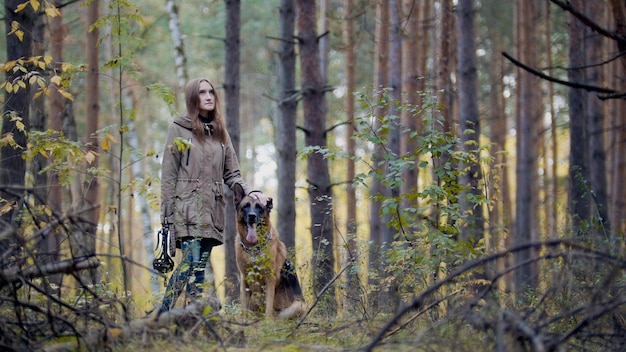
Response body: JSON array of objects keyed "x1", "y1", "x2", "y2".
[{"x1": 174, "y1": 115, "x2": 193, "y2": 130}]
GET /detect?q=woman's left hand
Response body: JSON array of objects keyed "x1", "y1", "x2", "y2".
[{"x1": 249, "y1": 191, "x2": 269, "y2": 206}]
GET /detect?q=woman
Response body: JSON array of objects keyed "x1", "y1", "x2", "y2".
[{"x1": 158, "y1": 78, "x2": 267, "y2": 314}]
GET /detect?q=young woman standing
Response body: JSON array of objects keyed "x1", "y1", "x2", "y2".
[{"x1": 158, "y1": 78, "x2": 266, "y2": 314}]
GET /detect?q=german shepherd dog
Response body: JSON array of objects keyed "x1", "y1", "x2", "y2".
[{"x1": 234, "y1": 186, "x2": 306, "y2": 319}]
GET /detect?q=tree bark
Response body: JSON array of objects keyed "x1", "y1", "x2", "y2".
[
  {"x1": 567, "y1": 0, "x2": 589, "y2": 235},
  {"x1": 166, "y1": 0, "x2": 188, "y2": 96},
  {"x1": 343, "y1": 0, "x2": 359, "y2": 305},
  {"x1": 456, "y1": 0, "x2": 484, "y2": 243},
  {"x1": 224, "y1": 0, "x2": 242, "y2": 302},
  {"x1": 400, "y1": 0, "x2": 424, "y2": 214},
  {"x1": 1, "y1": 0, "x2": 34, "y2": 230},
  {"x1": 584, "y1": 1, "x2": 611, "y2": 238},
  {"x1": 276, "y1": 0, "x2": 297, "y2": 251},
  {"x1": 368, "y1": 0, "x2": 388, "y2": 307},
  {"x1": 79, "y1": 0, "x2": 100, "y2": 285},
  {"x1": 297, "y1": 0, "x2": 335, "y2": 308},
  {"x1": 514, "y1": 0, "x2": 539, "y2": 291}
]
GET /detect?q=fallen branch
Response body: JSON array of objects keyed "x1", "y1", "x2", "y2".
[{"x1": 0, "y1": 257, "x2": 101, "y2": 287}]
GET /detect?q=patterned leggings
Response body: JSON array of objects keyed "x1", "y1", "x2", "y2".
[{"x1": 158, "y1": 237, "x2": 218, "y2": 313}]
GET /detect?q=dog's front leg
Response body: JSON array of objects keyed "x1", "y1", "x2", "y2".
[
  {"x1": 265, "y1": 277, "x2": 276, "y2": 318},
  {"x1": 240, "y1": 276, "x2": 250, "y2": 312}
]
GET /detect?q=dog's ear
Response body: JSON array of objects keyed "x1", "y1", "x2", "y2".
[
  {"x1": 233, "y1": 183, "x2": 245, "y2": 207},
  {"x1": 266, "y1": 198, "x2": 273, "y2": 213}
]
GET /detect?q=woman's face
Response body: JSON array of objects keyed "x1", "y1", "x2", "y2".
[{"x1": 197, "y1": 81, "x2": 215, "y2": 116}]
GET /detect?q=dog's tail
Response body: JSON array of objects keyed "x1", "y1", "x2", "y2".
[
  {"x1": 281, "y1": 259, "x2": 304, "y2": 298},
  {"x1": 277, "y1": 299, "x2": 307, "y2": 319}
]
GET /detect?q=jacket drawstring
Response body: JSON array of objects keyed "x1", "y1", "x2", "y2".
[{"x1": 186, "y1": 138, "x2": 191, "y2": 166}]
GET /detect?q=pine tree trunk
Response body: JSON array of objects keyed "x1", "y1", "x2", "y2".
[
  {"x1": 584, "y1": 1, "x2": 611, "y2": 238},
  {"x1": 224, "y1": 0, "x2": 242, "y2": 302},
  {"x1": 343, "y1": 0, "x2": 359, "y2": 303},
  {"x1": 456, "y1": 0, "x2": 484, "y2": 243},
  {"x1": 297, "y1": 0, "x2": 335, "y2": 309},
  {"x1": 1, "y1": 1, "x2": 33, "y2": 200},
  {"x1": 567, "y1": 0, "x2": 589, "y2": 235},
  {"x1": 276, "y1": 0, "x2": 297, "y2": 251},
  {"x1": 368, "y1": 0, "x2": 388, "y2": 308},
  {"x1": 514, "y1": 0, "x2": 539, "y2": 291}
]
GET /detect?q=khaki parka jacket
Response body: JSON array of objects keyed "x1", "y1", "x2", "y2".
[{"x1": 160, "y1": 115, "x2": 254, "y2": 245}]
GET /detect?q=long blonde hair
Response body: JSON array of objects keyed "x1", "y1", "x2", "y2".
[{"x1": 184, "y1": 78, "x2": 227, "y2": 143}]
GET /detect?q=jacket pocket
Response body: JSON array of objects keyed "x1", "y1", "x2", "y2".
[
  {"x1": 175, "y1": 178, "x2": 200, "y2": 225},
  {"x1": 211, "y1": 181, "x2": 225, "y2": 231}
]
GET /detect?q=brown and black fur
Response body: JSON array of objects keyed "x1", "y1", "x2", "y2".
[{"x1": 233, "y1": 185, "x2": 306, "y2": 319}]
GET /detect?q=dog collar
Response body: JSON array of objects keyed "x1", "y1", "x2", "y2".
[{"x1": 239, "y1": 229, "x2": 273, "y2": 254}]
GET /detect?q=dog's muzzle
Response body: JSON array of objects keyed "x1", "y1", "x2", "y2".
[{"x1": 245, "y1": 212, "x2": 259, "y2": 244}]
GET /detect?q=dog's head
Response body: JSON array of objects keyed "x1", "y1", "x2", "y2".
[{"x1": 234, "y1": 184, "x2": 273, "y2": 245}]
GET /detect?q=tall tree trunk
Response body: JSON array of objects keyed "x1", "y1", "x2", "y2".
[
  {"x1": 297, "y1": 0, "x2": 336, "y2": 310},
  {"x1": 224, "y1": 0, "x2": 242, "y2": 302},
  {"x1": 438, "y1": 0, "x2": 454, "y2": 135},
  {"x1": 456, "y1": 0, "x2": 484, "y2": 243},
  {"x1": 343, "y1": 0, "x2": 359, "y2": 303},
  {"x1": 567, "y1": 0, "x2": 589, "y2": 236},
  {"x1": 166, "y1": 0, "x2": 188, "y2": 96},
  {"x1": 79, "y1": 0, "x2": 100, "y2": 285},
  {"x1": 607, "y1": 7, "x2": 626, "y2": 237},
  {"x1": 545, "y1": 1, "x2": 558, "y2": 237},
  {"x1": 584, "y1": 1, "x2": 610, "y2": 238},
  {"x1": 486, "y1": 34, "x2": 506, "y2": 264},
  {"x1": 1, "y1": 1, "x2": 33, "y2": 237},
  {"x1": 385, "y1": 0, "x2": 402, "y2": 308},
  {"x1": 368, "y1": 0, "x2": 388, "y2": 307},
  {"x1": 42, "y1": 1, "x2": 65, "y2": 281},
  {"x1": 514, "y1": 0, "x2": 539, "y2": 291},
  {"x1": 400, "y1": 0, "x2": 423, "y2": 214},
  {"x1": 276, "y1": 0, "x2": 297, "y2": 251}
]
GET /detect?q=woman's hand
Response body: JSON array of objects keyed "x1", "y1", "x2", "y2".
[{"x1": 248, "y1": 191, "x2": 269, "y2": 206}]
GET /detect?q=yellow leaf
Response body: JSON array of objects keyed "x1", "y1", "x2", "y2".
[
  {"x1": 14, "y1": 3, "x2": 28, "y2": 13},
  {"x1": 39, "y1": 149, "x2": 48, "y2": 158},
  {"x1": 17, "y1": 80, "x2": 26, "y2": 89},
  {"x1": 38, "y1": 61, "x2": 46, "y2": 70},
  {"x1": 1, "y1": 134, "x2": 15, "y2": 148},
  {"x1": 45, "y1": 7, "x2": 61, "y2": 17},
  {"x1": 16, "y1": 30, "x2": 24, "y2": 42},
  {"x1": 33, "y1": 90, "x2": 43, "y2": 99},
  {"x1": 29, "y1": 75, "x2": 37, "y2": 85},
  {"x1": 6, "y1": 83, "x2": 13, "y2": 93},
  {"x1": 106, "y1": 133, "x2": 118, "y2": 144},
  {"x1": 50, "y1": 75, "x2": 61, "y2": 86},
  {"x1": 0, "y1": 201, "x2": 14, "y2": 215},
  {"x1": 44, "y1": 56, "x2": 52, "y2": 65},
  {"x1": 30, "y1": 0, "x2": 40, "y2": 12},
  {"x1": 85, "y1": 150, "x2": 96, "y2": 164},
  {"x1": 16, "y1": 120, "x2": 25, "y2": 131},
  {"x1": 60, "y1": 90, "x2": 73, "y2": 101},
  {"x1": 101, "y1": 137, "x2": 110, "y2": 152}
]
